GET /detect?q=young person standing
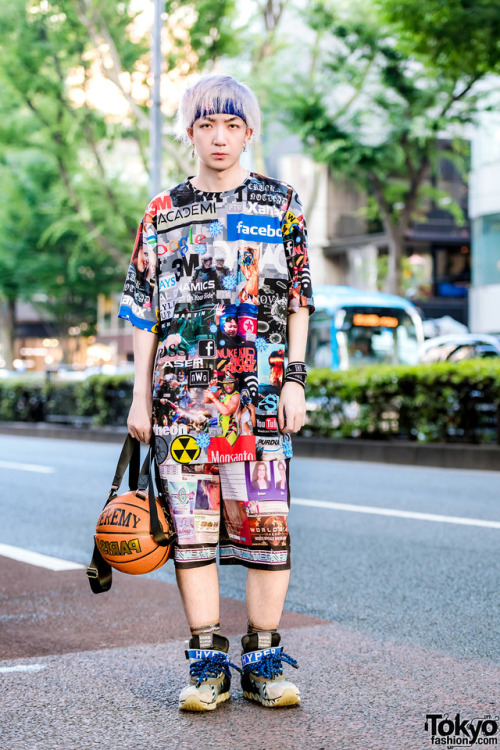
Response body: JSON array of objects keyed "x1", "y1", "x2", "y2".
[{"x1": 119, "y1": 75, "x2": 314, "y2": 711}]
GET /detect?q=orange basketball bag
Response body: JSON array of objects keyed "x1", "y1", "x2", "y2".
[{"x1": 86, "y1": 435, "x2": 177, "y2": 594}]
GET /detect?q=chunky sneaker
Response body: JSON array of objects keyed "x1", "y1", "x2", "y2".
[
  {"x1": 240, "y1": 632, "x2": 300, "y2": 708},
  {"x1": 179, "y1": 633, "x2": 240, "y2": 712}
]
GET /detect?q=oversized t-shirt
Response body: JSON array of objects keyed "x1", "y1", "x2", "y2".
[{"x1": 118, "y1": 171, "x2": 314, "y2": 467}]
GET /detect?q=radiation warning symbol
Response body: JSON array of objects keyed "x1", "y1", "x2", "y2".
[{"x1": 171, "y1": 435, "x2": 201, "y2": 464}]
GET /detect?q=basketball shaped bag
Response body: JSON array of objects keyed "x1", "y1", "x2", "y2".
[{"x1": 86, "y1": 435, "x2": 176, "y2": 594}]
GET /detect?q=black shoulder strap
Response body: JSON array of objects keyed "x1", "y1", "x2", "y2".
[
  {"x1": 86, "y1": 435, "x2": 176, "y2": 594},
  {"x1": 111, "y1": 434, "x2": 141, "y2": 494},
  {"x1": 86, "y1": 435, "x2": 141, "y2": 594},
  {"x1": 137, "y1": 445, "x2": 176, "y2": 547}
]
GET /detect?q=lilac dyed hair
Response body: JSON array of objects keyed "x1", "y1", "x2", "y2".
[{"x1": 175, "y1": 75, "x2": 261, "y2": 146}]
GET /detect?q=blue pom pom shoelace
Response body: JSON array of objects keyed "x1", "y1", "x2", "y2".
[
  {"x1": 190, "y1": 652, "x2": 241, "y2": 688},
  {"x1": 242, "y1": 651, "x2": 299, "y2": 679}
]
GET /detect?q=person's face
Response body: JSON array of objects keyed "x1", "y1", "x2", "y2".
[
  {"x1": 136, "y1": 244, "x2": 149, "y2": 274},
  {"x1": 216, "y1": 259, "x2": 224, "y2": 267},
  {"x1": 242, "y1": 248, "x2": 254, "y2": 266},
  {"x1": 258, "y1": 464, "x2": 266, "y2": 480},
  {"x1": 279, "y1": 463, "x2": 286, "y2": 480},
  {"x1": 223, "y1": 381, "x2": 235, "y2": 394},
  {"x1": 203, "y1": 258, "x2": 212, "y2": 267},
  {"x1": 224, "y1": 318, "x2": 238, "y2": 337},
  {"x1": 188, "y1": 113, "x2": 252, "y2": 172}
]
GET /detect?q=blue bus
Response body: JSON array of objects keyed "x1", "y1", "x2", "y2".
[{"x1": 306, "y1": 286, "x2": 424, "y2": 370}]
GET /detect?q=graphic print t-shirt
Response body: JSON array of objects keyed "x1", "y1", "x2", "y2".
[{"x1": 119, "y1": 172, "x2": 314, "y2": 467}]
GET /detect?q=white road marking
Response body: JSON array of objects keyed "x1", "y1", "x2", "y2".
[
  {"x1": 0, "y1": 544, "x2": 84, "y2": 571},
  {"x1": 293, "y1": 498, "x2": 500, "y2": 529},
  {"x1": 0, "y1": 460, "x2": 54, "y2": 474},
  {"x1": 0, "y1": 664, "x2": 47, "y2": 674}
]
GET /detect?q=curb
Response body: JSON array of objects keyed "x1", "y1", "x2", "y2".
[
  {"x1": 292, "y1": 435, "x2": 500, "y2": 472},
  {"x1": 1, "y1": 422, "x2": 499, "y2": 471},
  {"x1": 0, "y1": 421, "x2": 128, "y2": 443}
]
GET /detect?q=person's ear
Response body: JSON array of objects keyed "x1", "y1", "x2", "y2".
[
  {"x1": 245, "y1": 127, "x2": 254, "y2": 147},
  {"x1": 187, "y1": 126, "x2": 194, "y2": 144}
]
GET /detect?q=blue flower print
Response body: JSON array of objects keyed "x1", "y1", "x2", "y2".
[
  {"x1": 189, "y1": 346, "x2": 198, "y2": 357},
  {"x1": 196, "y1": 243, "x2": 208, "y2": 255},
  {"x1": 210, "y1": 324, "x2": 217, "y2": 334}
]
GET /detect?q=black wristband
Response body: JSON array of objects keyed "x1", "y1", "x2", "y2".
[{"x1": 284, "y1": 361, "x2": 307, "y2": 388}]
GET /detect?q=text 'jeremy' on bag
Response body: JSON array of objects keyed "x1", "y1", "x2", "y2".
[{"x1": 86, "y1": 434, "x2": 176, "y2": 594}]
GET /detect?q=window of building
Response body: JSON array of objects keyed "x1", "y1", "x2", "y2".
[{"x1": 472, "y1": 213, "x2": 500, "y2": 286}]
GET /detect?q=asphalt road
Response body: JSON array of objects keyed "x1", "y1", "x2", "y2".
[
  {"x1": 2, "y1": 435, "x2": 498, "y2": 661},
  {"x1": 1, "y1": 435, "x2": 499, "y2": 749}
]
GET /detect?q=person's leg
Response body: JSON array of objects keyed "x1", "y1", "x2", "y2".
[
  {"x1": 177, "y1": 564, "x2": 236, "y2": 712},
  {"x1": 245, "y1": 568, "x2": 290, "y2": 631},
  {"x1": 217, "y1": 460, "x2": 299, "y2": 706},
  {"x1": 166, "y1": 465, "x2": 236, "y2": 712},
  {"x1": 241, "y1": 568, "x2": 300, "y2": 708},
  {"x1": 176, "y1": 563, "x2": 220, "y2": 634},
  {"x1": 238, "y1": 459, "x2": 299, "y2": 707}
]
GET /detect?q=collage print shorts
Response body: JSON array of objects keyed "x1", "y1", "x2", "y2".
[{"x1": 159, "y1": 459, "x2": 291, "y2": 571}]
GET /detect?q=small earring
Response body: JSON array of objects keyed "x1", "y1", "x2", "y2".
[
  {"x1": 242, "y1": 143, "x2": 247, "y2": 153},
  {"x1": 191, "y1": 147, "x2": 195, "y2": 158}
]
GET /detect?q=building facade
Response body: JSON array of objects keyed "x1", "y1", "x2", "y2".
[
  {"x1": 469, "y1": 114, "x2": 500, "y2": 334},
  {"x1": 313, "y1": 143, "x2": 471, "y2": 326}
]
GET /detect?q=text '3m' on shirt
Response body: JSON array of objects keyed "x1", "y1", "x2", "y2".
[{"x1": 118, "y1": 171, "x2": 314, "y2": 469}]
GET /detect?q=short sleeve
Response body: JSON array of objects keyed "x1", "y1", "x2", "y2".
[
  {"x1": 118, "y1": 202, "x2": 159, "y2": 333},
  {"x1": 281, "y1": 189, "x2": 315, "y2": 315}
]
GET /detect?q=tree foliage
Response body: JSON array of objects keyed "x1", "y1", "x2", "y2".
[
  {"x1": 3, "y1": 0, "x2": 499, "y2": 368},
  {"x1": 278, "y1": 0, "x2": 499, "y2": 294},
  {"x1": 0, "y1": 0, "x2": 239, "y2": 365},
  {"x1": 380, "y1": 0, "x2": 500, "y2": 78}
]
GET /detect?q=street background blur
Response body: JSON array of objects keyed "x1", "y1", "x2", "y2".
[
  {"x1": 2, "y1": 0, "x2": 500, "y2": 449},
  {"x1": 1, "y1": 0, "x2": 500, "y2": 378}
]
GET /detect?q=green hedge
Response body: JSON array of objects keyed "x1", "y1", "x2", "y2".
[
  {"x1": 1, "y1": 361, "x2": 499, "y2": 443},
  {"x1": 305, "y1": 360, "x2": 500, "y2": 444},
  {"x1": 73, "y1": 375, "x2": 134, "y2": 425},
  {"x1": 0, "y1": 377, "x2": 46, "y2": 422},
  {"x1": 0, "y1": 375, "x2": 134, "y2": 426}
]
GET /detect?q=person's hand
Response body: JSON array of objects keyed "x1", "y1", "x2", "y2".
[
  {"x1": 215, "y1": 303, "x2": 225, "y2": 324},
  {"x1": 127, "y1": 393, "x2": 153, "y2": 443},
  {"x1": 278, "y1": 381, "x2": 306, "y2": 434},
  {"x1": 204, "y1": 389, "x2": 216, "y2": 403}
]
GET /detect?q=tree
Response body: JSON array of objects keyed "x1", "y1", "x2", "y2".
[
  {"x1": 0, "y1": 0, "x2": 239, "y2": 366},
  {"x1": 381, "y1": 0, "x2": 500, "y2": 79},
  {"x1": 278, "y1": 0, "x2": 500, "y2": 295}
]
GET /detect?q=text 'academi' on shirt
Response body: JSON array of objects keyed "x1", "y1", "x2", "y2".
[{"x1": 118, "y1": 171, "x2": 314, "y2": 467}]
